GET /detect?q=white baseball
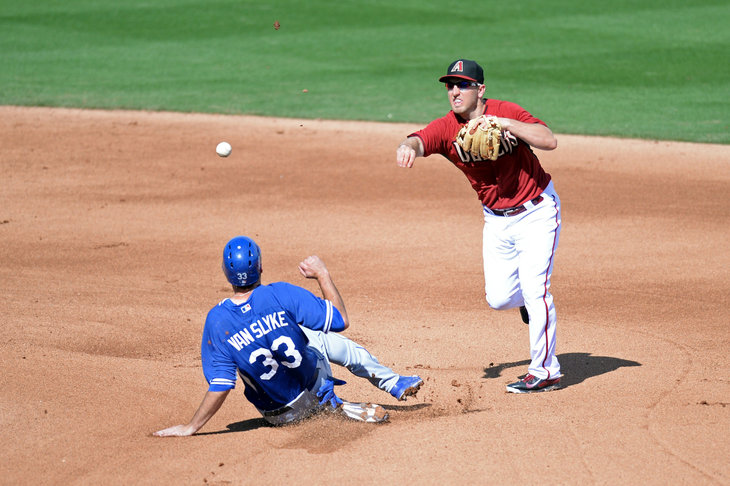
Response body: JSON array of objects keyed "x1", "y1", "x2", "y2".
[{"x1": 216, "y1": 141, "x2": 232, "y2": 157}]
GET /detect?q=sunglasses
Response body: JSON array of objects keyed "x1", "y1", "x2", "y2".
[{"x1": 445, "y1": 81, "x2": 479, "y2": 90}]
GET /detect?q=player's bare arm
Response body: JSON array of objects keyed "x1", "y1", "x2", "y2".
[
  {"x1": 153, "y1": 390, "x2": 230, "y2": 437},
  {"x1": 497, "y1": 118, "x2": 557, "y2": 151},
  {"x1": 298, "y1": 256, "x2": 350, "y2": 329},
  {"x1": 396, "y1": 137, "x2": 424, "y2": 168}
]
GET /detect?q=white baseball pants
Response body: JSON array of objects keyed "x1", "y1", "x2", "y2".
[{"x1": 482, "y1": 181, "x2": 562, "y2": 380}]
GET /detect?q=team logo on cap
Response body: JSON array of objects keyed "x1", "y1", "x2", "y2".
[{"x1": 451, "y1": 61, "x2": 464, "y2": 73}]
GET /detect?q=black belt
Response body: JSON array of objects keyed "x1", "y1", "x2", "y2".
[{"x1": 487, "y1": 196, "x2": 543, "y2": 217}]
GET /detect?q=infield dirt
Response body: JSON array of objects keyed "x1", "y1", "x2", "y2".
[{"x1": 1, "y1": 106, "x2": 728, "y2": 485}]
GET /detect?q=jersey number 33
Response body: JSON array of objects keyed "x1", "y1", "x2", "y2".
[{"x1": 248, "y1": 336, "x2": 303, "y2": 380}]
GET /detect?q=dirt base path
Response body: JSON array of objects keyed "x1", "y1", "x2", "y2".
[{"x1": 1, "y1": 106, "x2": 728, "y2": 485}]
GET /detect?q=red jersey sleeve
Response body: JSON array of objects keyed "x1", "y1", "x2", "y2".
[{"x1": 409, "y1": 112, "x2": 461, "y2": 158}]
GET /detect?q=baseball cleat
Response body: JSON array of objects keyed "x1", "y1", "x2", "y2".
[
  {"x1": 390, "y1": 375, "x2": 423, "y2": 401},
  {"x1": 339, "y1": 401, "x2": 389, "y2": 423},
  {"x1": 519, "y1": 305, "x2": 529, "y2": 324},
  {"x1": 506, "y1": 374, "x2": 561, "y2": 394}
]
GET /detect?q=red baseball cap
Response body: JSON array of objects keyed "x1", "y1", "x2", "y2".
[{"x1": 439, "y1": 59, "x2": 484, "y2": 84}]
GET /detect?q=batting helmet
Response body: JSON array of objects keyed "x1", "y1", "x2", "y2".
[{"x1": 222, "y1": 236, "x2": 262, "y2": 287}]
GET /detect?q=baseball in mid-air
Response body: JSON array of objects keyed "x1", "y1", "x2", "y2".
[{"x1": 216, "y1": 141, "x2": 232, "y2": 157}]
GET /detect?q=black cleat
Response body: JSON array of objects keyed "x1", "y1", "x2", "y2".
[{"x1": 506, "y1": 374, "x2": 561, "y2": 394}]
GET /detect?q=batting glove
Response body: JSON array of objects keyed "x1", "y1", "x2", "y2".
[{"x1": 316, "y1": 378, "x2": 346, "y2": 409}]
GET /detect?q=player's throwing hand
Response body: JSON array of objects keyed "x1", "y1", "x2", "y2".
[{"x1": 396, "y1": 137, "x2": 423, "y2": 168}]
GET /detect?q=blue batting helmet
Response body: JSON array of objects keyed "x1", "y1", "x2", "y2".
[{"x1": 222, "y1": 236, "x2": 262, "y2": 286}]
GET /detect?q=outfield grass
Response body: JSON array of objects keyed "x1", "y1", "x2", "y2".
[{"x1": 1, "y1": 0, "x2": 728, "y2": 143}]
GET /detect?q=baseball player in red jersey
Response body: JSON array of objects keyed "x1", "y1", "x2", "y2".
[{"x1": 396, "y1": 59, "x2": 562, "y2": 393}]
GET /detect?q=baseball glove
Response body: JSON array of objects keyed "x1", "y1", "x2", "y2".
[{"x1": 455, "y1": 115, "x2": 502, "y2": 160}]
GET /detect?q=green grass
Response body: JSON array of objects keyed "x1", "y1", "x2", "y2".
[{"x1": 1, "y1": 0, "x2": 728, "y2": 143}]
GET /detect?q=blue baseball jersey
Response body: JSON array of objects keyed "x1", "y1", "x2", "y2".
[{"x1": 201, "y1": 282, "x2": 345, "y2": 412}]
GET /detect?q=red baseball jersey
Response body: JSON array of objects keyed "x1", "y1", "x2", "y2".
[{"x1": 409, "y1": 99, "x2": 551, "y2": 209}]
